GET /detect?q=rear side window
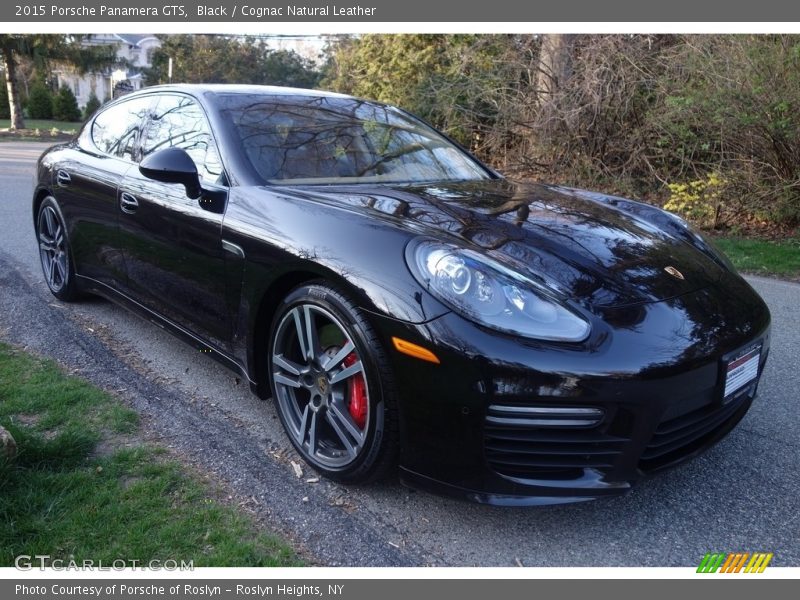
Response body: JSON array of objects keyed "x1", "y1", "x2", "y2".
[
  {"x1": 91, "y1": 97, "x2": 153, "y2": 160},
  {"x1": 141, "y1": 94, "x2": 223, "y2": 183}
]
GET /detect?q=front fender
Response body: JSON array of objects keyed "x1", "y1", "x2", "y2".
[{"x1": 220, "y1": 186, "x2": 449, "y2": 387}]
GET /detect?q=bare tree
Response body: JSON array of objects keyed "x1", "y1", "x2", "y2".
[
  {"x1": 0, "y1": 36, "x2": 25, "y2": 129},
  {"x1": 535, "y1": 34, "x2": 576, "y2": 128},
  {"x1": 536, "y1": 34, "x2": 576, "y2": 97}
]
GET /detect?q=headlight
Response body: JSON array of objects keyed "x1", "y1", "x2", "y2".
[{"x1": 406, "y1": 240, "x2": 590, "y2": 342}]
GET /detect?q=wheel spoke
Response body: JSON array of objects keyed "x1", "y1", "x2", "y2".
[
  {"x1": 55, "y1": 254, "x2": 67, "y2": 284},
  {"x1": 290, "y1": 308, "x2": 309, "y2": 360},
  {"x1": 54, "y1": 224, "x2": 64, "y2": 249},
  {"x1": 43, "y1": 208, "x2": 56, "y2": 237},
  {"x1": 41, "y1": 252, "x2": 53, "y2": 282},
  {"x1": 296, "y1": 404, "x2": 310, "y2": 443},
  {"x1": 305, "y1": 410, "x2": 320, "y2": 455},
  {"x1": 39, "y1": 232, "x2": 54, "y2": 246},
  {"x1": 325, "y1": 409, "x2": 358, "y2": 458},
  {"x1": 295, "y1": 404, "x2": 322, "y2": 457},
  {"x1": 274, "y1": 372, "x2": 302, "y2": 388},
  {"x1": 329, "y1": 359, "x2": 363, "y2": 385},
  {"x1": 302, "y1": 305, "x2": 321, "y2": 361},
  {"x1": 322, "y1": 340, "x2": 355, "y2": 372},
  {"x1": 329, "y1": 402, "x2": 366, "y2": 444},
  {"x1": 48, "y1": 256, "x2": 58, "y2": 287},
  {"x1": 273, "y1": 353, "x2": 303, "y2": 375}
]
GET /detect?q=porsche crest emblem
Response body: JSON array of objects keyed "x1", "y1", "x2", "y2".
[{"x1": 664, "y1": 266, "x2": 685, "y2": 280}]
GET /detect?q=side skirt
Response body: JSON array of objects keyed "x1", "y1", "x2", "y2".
[{"x1": 75, "y1": 274, "x2": 257, "y2": 387}]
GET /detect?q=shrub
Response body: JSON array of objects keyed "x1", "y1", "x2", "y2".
[
  {"x1": 53, "y1": 86, "x2": 81, "y2": 122},
  {"x1": 83, "y1": 92, "x2": 101, "y2": 119},
  {"x1": 664, "y1": 173, "x2": 726, "y2": 228},
  {"x1": 27, "y1": 83, "x2": 53, "y2": 119}
]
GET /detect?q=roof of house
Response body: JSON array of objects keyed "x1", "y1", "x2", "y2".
[{"x1": 113, "y1": 34, "x2": 160, "y2": 47}]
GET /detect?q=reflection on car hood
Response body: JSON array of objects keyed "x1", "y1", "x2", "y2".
[{"x1": 272, "y1": 179, "x2": 726, "y2": 308}]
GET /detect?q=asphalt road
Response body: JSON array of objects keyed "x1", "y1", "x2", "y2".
[{"x1": 1, "y1": 142, "x2": 799, "y2": 566}]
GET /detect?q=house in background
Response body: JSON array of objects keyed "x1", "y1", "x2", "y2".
[{"x1": 54, "y1": 34, "x2": 161, "y2": 109}]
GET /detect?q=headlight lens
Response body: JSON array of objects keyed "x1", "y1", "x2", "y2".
[{"x1": 408, "y1": 240, "x2": 590, "y2": 342}]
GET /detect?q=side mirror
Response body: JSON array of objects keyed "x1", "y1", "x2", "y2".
[{"x1": 139, "y1": 147, "x2": 202, "y2": 199}]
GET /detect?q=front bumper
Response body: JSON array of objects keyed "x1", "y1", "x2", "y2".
[{"x1": 371, "y1": 274, "x2": 771, "y2": 506}]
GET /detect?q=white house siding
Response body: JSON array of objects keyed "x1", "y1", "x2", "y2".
[{"x1": 55, "y1": 34, "x2": 161, "y2": 109}]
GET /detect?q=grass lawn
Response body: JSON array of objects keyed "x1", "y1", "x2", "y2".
[
  {"x1": 0, "y1": 118, "x2": 81, "y2": 133},
  {"x1": 0, "y1": 343, "x2": 301, "y2": 567},
  {"x1": 712, "y1": 236, "x2": 800, "y2": 280}
]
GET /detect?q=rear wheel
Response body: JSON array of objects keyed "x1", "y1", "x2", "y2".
[
  {"x1": 37, "y1": 197, "x2": 80, "y2": 301},
  {"x1": 268, "y1": 283, "x2": 397, "y2": 483}
]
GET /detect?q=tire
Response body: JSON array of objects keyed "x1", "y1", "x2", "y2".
[
  {"x1": 36, "y1": 197, "x2": 81, "y2": 302},
  {"x1": 268, "y1": 282, "x2": 398, "y2": 484}
]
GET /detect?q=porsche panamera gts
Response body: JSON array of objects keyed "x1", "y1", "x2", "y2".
[{"x1": 33, "y1": 84, "x2": 771, "y2": 505}]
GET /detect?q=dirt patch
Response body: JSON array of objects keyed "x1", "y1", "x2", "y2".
[
  {"x1": 12, "y1": 413, "x2": 41, "y2": 427},
  {"x1": 90, "y1": 432, "x2": 140, "y2": 458},
  {"x1": 119, "y1": 475, "x2": 143, "y2": 490}
]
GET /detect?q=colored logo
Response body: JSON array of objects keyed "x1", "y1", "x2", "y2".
[{"x1": 697, "y1": 552, "x2": 773, "y2": 573}]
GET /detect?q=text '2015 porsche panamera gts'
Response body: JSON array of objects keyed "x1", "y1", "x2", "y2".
[{"x1": 33, "y1": 84, "x2": 771, "y2": 505}]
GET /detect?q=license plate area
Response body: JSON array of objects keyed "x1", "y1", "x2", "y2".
[{"x1": 722, "y1": 342, "x2": 762, "y2": 404}]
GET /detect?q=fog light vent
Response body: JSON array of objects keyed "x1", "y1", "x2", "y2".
[
  {"x1": 484, "y1": 404, "x2": 622, "y2": 480},
  {"x1": 486, "y1": 405, "x2": 603, "y2": 428}
]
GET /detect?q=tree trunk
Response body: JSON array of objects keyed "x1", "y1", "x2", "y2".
[
  {"x1": 2, "y1": 45, "x2": 25, "y2": 130},
  {"x1": 535, "y1": 34, "x2": 576, "y2": 132},
  {"x1": 536, "y1": 34, "x2": 576, "y2": 98}
]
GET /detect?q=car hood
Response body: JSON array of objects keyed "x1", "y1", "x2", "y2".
[{"x1": 272, "y1": 179, "x2": 726, "y2": 308}]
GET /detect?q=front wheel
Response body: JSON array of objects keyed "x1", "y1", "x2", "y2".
[
  {"x1": 37, "y1": 197, "x2": 81, "y2": 301},
  {"x1": 268, "y1": 283, "x2": 398, "y2": 483}
]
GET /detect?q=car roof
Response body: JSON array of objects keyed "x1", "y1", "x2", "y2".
[{"x1": 136, "y1": 83, "x2": 354, "y2": 100}]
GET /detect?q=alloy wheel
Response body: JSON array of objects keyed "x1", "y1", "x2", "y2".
[
  {"x1": 271, "y1": 303, "x2": 371, "y2": 469},
  {"x1": 38, "y1": 205, "x2": 69, "y2": 293}
]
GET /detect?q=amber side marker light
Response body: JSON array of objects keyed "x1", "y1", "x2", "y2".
[{"x1": 391, "y1": 337, "x2": 441, "y2": 364}]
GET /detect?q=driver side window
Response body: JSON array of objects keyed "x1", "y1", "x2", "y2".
[
  {"x1": 90, "y1": 97, "x2": 152, "y2": 161},
  {"x1": 141, "y1": 95, "x2": 224, "y2": 183}
]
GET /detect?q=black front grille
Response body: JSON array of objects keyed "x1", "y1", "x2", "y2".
[
  {"x1": 484, "y1": 404, "x2": 627, "y2": 481},
  {"x1": 640, "y1": 389, "x2": 753, "y2": 471}
]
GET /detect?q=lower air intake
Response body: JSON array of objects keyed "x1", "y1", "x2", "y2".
[{"x1": 484, "y1": 404, "x2": 626, "y2": 481}]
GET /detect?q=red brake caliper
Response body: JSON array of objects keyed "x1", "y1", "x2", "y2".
[{"x1": 343, "y1": 352, "x2": 367, "y2": 429}]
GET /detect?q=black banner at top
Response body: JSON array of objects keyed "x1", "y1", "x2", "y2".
[{"x1": 4, "y1": 0, "x2": 800, "y2": 22}]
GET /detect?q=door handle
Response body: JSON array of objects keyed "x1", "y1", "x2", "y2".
[
  {"x1": 119, "y1": 192, "x2": 139, "y2": 214},
  {"x1": 56, "y1": 170, "x2": 71, "y2": 186}
]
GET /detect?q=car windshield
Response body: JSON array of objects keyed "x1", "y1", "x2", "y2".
[{"x1": 220, "y1": 94, "x2": 491, "y2": 185}]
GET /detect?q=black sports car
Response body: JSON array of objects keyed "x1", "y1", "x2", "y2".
[{"x1": 33, "y1": 84, "x2": 771, "y2": 505}]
